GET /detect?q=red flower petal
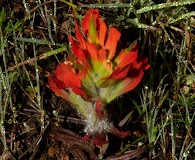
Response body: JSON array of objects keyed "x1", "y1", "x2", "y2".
[
  {"x1": 72, "y1": 87, "x2": 88, "y2": 97},
  {"x1": 104, "y1": 27, "x2": 121, "y2": 60},
  {"x1": 97, "y1": 48, "x2": 107, "y2": 61},
  {"x1": 86, "y1": 42, "x2": 98, "y2": 61},
  {"x1": 68, "y1": 36, "x2": 86, "y2": 61},
  {"x1": 52, "y1": 62, "x2": 87, "y2": 97},
  {"x1": 82, "y1": 9, "x2": 99, "y2": 37},
  {"x1": 98, "y1": 18, "x2": 107, "y2": 47},
  {"x1": 53, "y1": 63, "x2": 80, "y2": 88},
  {"x1": 53, "y1": 77, "x2": 66, "y2": 89},
  {"x1": 105, "y1": 66, "x2": 130, "y2": 80},
  {"x1": 48, "y1": 76, "x2": 69, "y2": 100},
  {"x1": 116, "y1": 44, "x2": 138, "y2": 69},
  {"x1": 119, "y1": 63, "x2": 144, "y2": 95},
  {"x1": 75, "y1": 22, "x2": 87, "y2": 50},
  {"x1": 119, "y1": 70, "x2": 144, "y2": 95},
  {"x1": 107, "y1": 57, "x2": 149, "y2": 100},
  {"x1": 120, "y1": 57, "x2": 150, "y2": 95}
]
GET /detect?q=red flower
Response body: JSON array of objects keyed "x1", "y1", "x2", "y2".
[
  {"x1": 48, "y1": 9, "x2": 150, "y2": 148},
  {"x1": 48, "y1": 62, "x2": 87, "y2": 100},
  {"x1": 67, "y1": 9, "x2": 150, "y2": 103}
]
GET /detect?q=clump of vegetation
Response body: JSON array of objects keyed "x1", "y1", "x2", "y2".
[{"x1": 0, "y1": 0, "x2": 194, "y2": 159}]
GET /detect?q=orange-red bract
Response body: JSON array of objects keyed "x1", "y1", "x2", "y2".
[{"x1": 48, "y1": 8, "x2": 150, "y2": 147}]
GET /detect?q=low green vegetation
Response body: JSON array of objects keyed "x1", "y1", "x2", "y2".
[{"x1": 0, "y1": 0, "x2": 194, "y2": 159}]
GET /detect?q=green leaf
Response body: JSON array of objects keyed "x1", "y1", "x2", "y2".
[
  {"x1": 0, "y1": 8, "x2": 6, "y2": 26},
  {"x1": 8, "y1": 71, "x2": 19, "y2": 82}
]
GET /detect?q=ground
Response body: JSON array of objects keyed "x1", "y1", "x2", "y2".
[{"x1": 0, "y1": 0, "x2": 194, "y2": 160}]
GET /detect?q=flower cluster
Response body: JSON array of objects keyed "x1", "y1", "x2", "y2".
[{"x1": 48, "y1": 9, "x2": 149, "y2": 147}]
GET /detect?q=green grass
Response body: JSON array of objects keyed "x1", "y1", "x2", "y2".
[{"x1": 0, "y1": 0, "x2": 194, "y2": 159}]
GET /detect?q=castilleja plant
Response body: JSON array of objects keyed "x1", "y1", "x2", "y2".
[{"x1": 48, "y1": 9, "x2": 150, "y2": 147}]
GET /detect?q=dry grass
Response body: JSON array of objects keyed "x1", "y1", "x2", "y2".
[{"x1": 0, "y1": 0, "x2": 194, "y2": 159}]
